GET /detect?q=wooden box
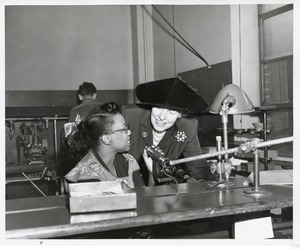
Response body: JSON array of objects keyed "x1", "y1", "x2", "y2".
[{"x1": 68, "y1": 181, "x2": 137, "y2": 214}]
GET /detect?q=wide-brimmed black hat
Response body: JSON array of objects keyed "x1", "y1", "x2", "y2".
[{"x1": 135, "y1": 77, "x2": 208, "y2": 114}]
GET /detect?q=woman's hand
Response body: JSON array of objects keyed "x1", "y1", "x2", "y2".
[{"x1": 142, "y1": 148, "x2": 153, "y2": 174}]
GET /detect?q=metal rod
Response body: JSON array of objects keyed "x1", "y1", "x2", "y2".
[
  {"x1": 255, "y1": 137, "x2": 293, "y2": 148},
  {"x1": 53, "y1": 117, "x2": 58, "y2": 161},
  {"x1": 216, "y1": 136, "x2": 222, "y2": 162},
  {"x1": 222, "y1": 115, "x2": 229, "y2": 162},
  {"x1": 22, "y1": 173, "x2": 47, "y2": 197},
  {"x1": 6, "y1": 117, "x2": 68, "y2": 121},
  {"x1": 169, "y1": 147, "x2": 240, "y2": 166},
  {"x1": 169, "y1": 136, "x2": 293, "y2": 166},
  {"x1": 243, "y1": 148, "x2": 271, "y2": 197},
  {"x1": 253, "y1": 150, "x2": 260, "y2": 191},
  {"x1": 263, "y1": 111, "x2": 268, "y2": 170},
  {"x1": 6, "y1": 177, "x2": 41, "y2": 184},
  {"x1": 216, "y1": 136, "x2": 223, "y2": 181}
]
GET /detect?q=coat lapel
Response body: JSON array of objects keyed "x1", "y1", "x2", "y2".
[
  {"x1": 156, "y1": 124, "x2": 177, "y2": 155},
  {"x1": 139, "y1": 113, "x2": 153, "y2": 147},
  {"x1": 137, "y1": 114, "x2": 183, "y2": 158}
]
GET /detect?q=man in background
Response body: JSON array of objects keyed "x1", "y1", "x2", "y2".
[{"x1": 68, "y1": 82, "x2": 102, "y2": 122}]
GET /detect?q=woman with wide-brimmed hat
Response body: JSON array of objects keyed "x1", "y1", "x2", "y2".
[{"x1": 123, "y1": 77, "x2": 213, "y2": 186}]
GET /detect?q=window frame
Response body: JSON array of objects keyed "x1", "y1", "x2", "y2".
[
  {"x1": 258, "y1": 4, "x2": 293, "y2": 107},
  {"x1": 258, "y1": 4, "x2": 293, "y2": 158}
]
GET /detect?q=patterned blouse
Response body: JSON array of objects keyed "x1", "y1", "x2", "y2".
[{"x1": 65, "y1": 150, "x2": 145, "y2": 188}]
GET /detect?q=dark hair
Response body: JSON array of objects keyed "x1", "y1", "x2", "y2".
[
  {"x1": 66, "y1": 102, "x2": 120, "y2": 161},
  {"x1": 87, "y1": 102, "x2": 120, "y2": 118},
  {"x1": 78, "y1": 82, "x2": 97, "y2": 96},
  {"x1": 69, "y1": 102, "x2": 120, "y2": 162},
  {"x1": 80, "y1": 102, "x2": 120, "y2": 148}
]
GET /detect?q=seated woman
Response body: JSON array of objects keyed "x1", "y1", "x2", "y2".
[{"x1": 64, "y1": 102, "x2": 146, "y2": 189}]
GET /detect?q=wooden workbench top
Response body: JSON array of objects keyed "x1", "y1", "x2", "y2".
[{"x1": 6, "y1": 178, "x2": 292, "y2": 239}]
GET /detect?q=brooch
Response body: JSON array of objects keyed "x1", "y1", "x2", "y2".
[
  {"x1": 175, "y1": 131, "x2": 187, "y2": 142},
  {"x1": 142, "y1": 132, "x2": 148, "y2": 138}
]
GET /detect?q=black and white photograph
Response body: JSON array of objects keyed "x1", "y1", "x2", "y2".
[{"x1": 1, "y1": 0, "x2": 299, "y2": 247}]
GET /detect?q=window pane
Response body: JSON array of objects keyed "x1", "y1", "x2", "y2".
[
  {"x1": 263, "y1": 57, "x2": 293, "y2": 105},
  {"x1": 262, "y1": 11, "x2": 293, "y2": 60},
  {"x1": 261, "y1": 4, "x2": 286, "y2": 13},
  {"x1": 267, "y1": 109, "x2": 293, "y2": 157}
]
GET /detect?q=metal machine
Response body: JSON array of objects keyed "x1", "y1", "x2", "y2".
[
  {"x1": 17, "y1": 121, "x2": 48, "y2": 165},
  {"x1": 146, "y1": 136, "x2": 293, "y2": 197}
]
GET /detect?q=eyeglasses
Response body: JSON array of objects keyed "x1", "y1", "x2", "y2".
[{"x1": 106, "y1": 123, "x2": 129, "y2": 134}]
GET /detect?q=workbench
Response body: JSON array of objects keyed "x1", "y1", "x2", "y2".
[
  {"x1": 5, "y1": 178, "x2": 292, "y2": 239},
  {"x1": 6, "y1": 163, "x2": 59, "y2": 199}
]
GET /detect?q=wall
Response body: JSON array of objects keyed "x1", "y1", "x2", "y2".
[
  {"x1": 146, "y1": 5, "x2": 233, "y2": 147},
  {"x1": 5, "y1": 5, "x2": 134, "y2": 91},
  {"x1": 5, "y1": 90, "x2": 134, "y2": 107},
  {"x1": 5, "y1": 5, "x2": 137, "y2": 168},
  {"x1": 5, "y1": 4, "x2": 248, "y2": 109},
  {"x1": 152, "y1": 5, "x2": 232, "y2": 79},
  {"x1": 152, "y1": 6, "x2": 176, "y2": 79},
  {"x1": 230, "y1": 5, "x2": 260, "y2": 129},
  {"x1": 150, "y1": 5, "x2": 261, "y2": 130}
]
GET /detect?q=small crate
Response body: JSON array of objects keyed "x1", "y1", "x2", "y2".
[{"x1": 68, "y1": 181, "x2": 137, "y2": 214}]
